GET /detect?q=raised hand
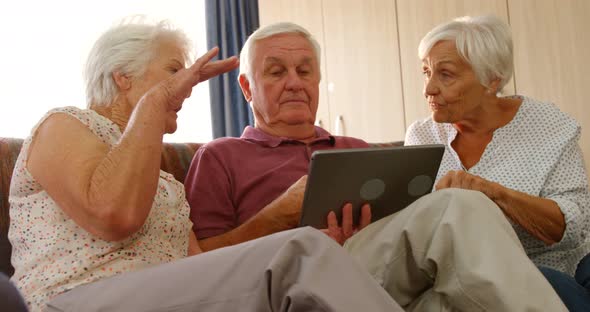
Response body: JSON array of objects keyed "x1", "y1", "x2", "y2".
[{"x1": 147, "y1": 47, "x2": 239, "y2": 117}]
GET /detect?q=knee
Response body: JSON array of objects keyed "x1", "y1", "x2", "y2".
[
  {"x1": 295, "y1": 226, "x2": 331, "y2": 243},
  {"x1": 289, "y1": 227, "x2": 340, "y2": 251},
  {"x1": 429, "y1": 188, "x2": 490, "y2": 203},
  {"x1": 405, "y1": 188, "x2": 511, "y2": 236},
  {"x1": 427, "y1": 188, "x2": 504, "y2": 220}
]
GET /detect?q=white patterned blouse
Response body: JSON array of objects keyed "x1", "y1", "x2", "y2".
[
  {"x1": 405, "y1": 95, "x2": 590, "y2": 276},
  {"x1": 8, "y1": 107, "x2": 192, "y2": 312}
]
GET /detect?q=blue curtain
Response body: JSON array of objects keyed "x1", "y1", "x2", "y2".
[{"x1": 205, "y1": 0, "x2": 258, "y2": 138}]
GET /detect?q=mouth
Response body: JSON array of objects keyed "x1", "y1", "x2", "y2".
[
  {"x1": 280, "y1": 99, "x2": 308, "y2": 106},
  {"x1": 429, "y1": 102, "x2": 445, "y2": 110}
]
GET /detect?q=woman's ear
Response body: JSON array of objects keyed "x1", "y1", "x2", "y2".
[
  {"x1": 112, "y1": 72, "x2": 131, "y2": 91},
  {"x1": 488, "y1": 78, "x2": 501, "y2": 95}
]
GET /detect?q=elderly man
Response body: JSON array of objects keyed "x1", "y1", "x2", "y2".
[
  {"x1": 185, "y1": 22, "x2": 371, "y2": 251},
  {"x1": 185, "y1": 22, "x2": 567, "y2": 311}
]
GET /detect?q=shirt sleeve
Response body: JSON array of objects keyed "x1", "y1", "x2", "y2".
[
  {"x1": 184, "y1": 145, "x2": 236, "y2": 239},
  {"x1": 541, "y1": 133, "x2": 590, "y2": 250},
  {"x1": 405, "y1": 121, "x2": 423, "y2": 146}
]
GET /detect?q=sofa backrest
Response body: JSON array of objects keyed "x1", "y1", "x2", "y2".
[
  {"x1": 0, "y1": 138, "x2": 203, "y2": 276},
  {"x1": 0, "y1": 137, "x2": 403, "y2": 277},
  {"x1": 0, "y1": 138, "x2": 23, "y2": 277}
]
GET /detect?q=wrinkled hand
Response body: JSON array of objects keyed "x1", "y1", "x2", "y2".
[
  {"x1": 322, "y1": 203, "x2": 372, "y2": 245},
  {"x1": 147, "y1": 47, "x2": 239, "y2": 115},
  {"x1": 260, "y1": 175, "x2": 308, "y2": 230},
  {"x1": 435, "y1": 170, "x2": 500, "y2": 200}
]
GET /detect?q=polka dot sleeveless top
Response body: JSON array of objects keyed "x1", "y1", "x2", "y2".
[{"x1": 8, "y1": 107, "x2": 192, "y2": 311}]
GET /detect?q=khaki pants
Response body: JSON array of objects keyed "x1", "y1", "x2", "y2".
[
  {"x1": 345, "y1": 188, "x2": 567, "y2": 311},
  {"x1": 46, "y1": 227, "x2": 402, "y2": 312}
]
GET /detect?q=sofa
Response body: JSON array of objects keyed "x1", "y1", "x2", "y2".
[
  {"x1": 0, "y1": 137, "x2": 403, "y2": 278},
  {"x1": 0, "y1": 137, "x2": 202, "y2": 277}
]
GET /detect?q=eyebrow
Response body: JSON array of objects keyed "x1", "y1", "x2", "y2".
[
  {"x1": 264, "y1": 56, "x2": 314, "y2": 66},
  {"x1": 436, "y1": 60, "x2": 458, "y2": 66},
  {"x1": 422, "y1": 60, "x2": 459, "y2": 68}
]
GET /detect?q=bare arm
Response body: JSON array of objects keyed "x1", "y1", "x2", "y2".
[
  {"x1": 492, "y1": 185, "x2": 564, "y2": 245},
  {"x1": 28, "y1": 102, "x2": 169, "y2": 241},
  {"x1": 436, "y1": 171, "x2": 565, "y2": 245},
  {"x1": 198, "y1": 175, "x2": 306, "y2": 251},
  {"x1": 197, "y1": 176, "x2": 374, "y2": 251},
  {"x1": 187, "y1": 231, "x2": 203, "y2": 256},
  {"x1": 28, "y1": 48, "x2": 238, "y2": 242}
]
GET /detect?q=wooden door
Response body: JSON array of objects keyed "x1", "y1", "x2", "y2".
[
  {"x1": 321, "y1": 0, "x2": 406, "y2": 142},
  {"x1": 509, "y1": 0, "x2": 590, "y2": 178}
]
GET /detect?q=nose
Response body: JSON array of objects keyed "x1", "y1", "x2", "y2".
[
  {"x1": 285, "y1": 69, "x2": 304, "y2": 91},
  {"x1": 423, "y1": 76, "x2": 439, "y2": 98}
]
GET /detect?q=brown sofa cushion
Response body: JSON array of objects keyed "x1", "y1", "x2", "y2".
[
  {"x1": 0, "y1": 138, "x2": 23, "y2": 277},
  {"x1": 0, "y1": 138, "x2": 203, "y2": 277}
]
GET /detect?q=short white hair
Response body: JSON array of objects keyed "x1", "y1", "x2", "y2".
[
  {"x1": 239, "y1": 22, "x2": 321, "y2": 80},
  {"x1": 418, "y1": 15, "x2": 513, "y2": 92},
  {"x1": 84, "y1": 17, "x2": 192, "y2": 107}
]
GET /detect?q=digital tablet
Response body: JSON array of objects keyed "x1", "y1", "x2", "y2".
[{"x1": 298, "y1": 144, "x2": 445, "y2": 229}]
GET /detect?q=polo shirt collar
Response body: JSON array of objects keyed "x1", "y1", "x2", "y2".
[{"x1": 241, "y1": 126, "x2": 335, "y2": 147}]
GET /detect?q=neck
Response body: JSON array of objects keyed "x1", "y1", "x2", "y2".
[
  {"x1": 256, "y1": 122, "x2": 317, "y2": 143},
  {"x1": 453, "y1": 96, "x2": 522, "y2": 136},
  {"x1": 90, "y1": 97, "x2": 132, "y2": 132}
]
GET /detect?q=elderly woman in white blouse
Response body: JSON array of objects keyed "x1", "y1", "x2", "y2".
[
  {"x1": 402, "y1": 15, "x2": 590, "y2": 311},
  {"x1": 7, "y1": 20, "x2": 403, "y2": 312}
]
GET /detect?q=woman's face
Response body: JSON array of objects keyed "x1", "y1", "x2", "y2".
[
  {"x1": 421, "y1": 40, "x2": 488, "y2": 124},
  {"x1": 127, "y1": 37, "x2": 186, "y2": 133}
]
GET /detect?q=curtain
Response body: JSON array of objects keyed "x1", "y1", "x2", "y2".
[{"x1": 205, "y1": 0, "x2": 259, "y2": 138}]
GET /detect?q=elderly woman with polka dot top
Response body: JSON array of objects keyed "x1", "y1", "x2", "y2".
[
  {"x1": 6, "y1": 20, "x2": 404, "y2": 312},
  {"x1": 404, "y1": 15, "x2": 590, "y2": 310}
]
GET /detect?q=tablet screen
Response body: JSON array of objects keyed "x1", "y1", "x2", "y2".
[{"x1": 299, "y1": 144, "x2": 444, "y2": 228}]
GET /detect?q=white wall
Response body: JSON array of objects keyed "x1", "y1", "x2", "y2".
[{"x1": 0, "y1": 0, "x2": 212, "y2": 143}]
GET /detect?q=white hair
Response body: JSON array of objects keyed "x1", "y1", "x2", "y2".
[
  {"x1": 239, "y1": 22, "x2": 321, "y2": 80},
  {"x1": 418, "y1": 15, "x2": 514, "y2": 93},
  {"x1": 84, "y1": 17, "x2": 192, "y2": 107}
]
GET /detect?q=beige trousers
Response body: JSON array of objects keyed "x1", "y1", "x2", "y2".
[
  {"x1": 47, "y1": 227, "x2": 402, "y2": 312},
  {"x1": 345, "y1": 188, "x2": 567, "y2": 312}
]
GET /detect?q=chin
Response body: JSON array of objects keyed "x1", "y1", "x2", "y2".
[
  {"x1": 431, "y1": 111, "x2": 451, "y2": 124},
  {"x1": 165, "y1": 121, "x2": 178, "y2": 134},
  {"x1": 283, "y1": 112, "x2": 314, "y2": 125}
]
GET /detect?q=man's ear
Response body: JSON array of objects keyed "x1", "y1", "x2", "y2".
[
  {"x1": 238, "y1": 74, "x2": 252, "y2": 102},
  {"x1": 112, "y1": 72, "x2": 131, "y2": 91}
]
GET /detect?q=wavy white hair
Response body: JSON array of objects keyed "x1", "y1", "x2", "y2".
[
  {"x1": 419, "y1": 15, "x2": 514, "y2": 93},
  {"x1": 84, "y1": 17, "x2": 192, "y2": 107}
]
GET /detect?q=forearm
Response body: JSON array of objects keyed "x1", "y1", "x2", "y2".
[
  {"x1": 187, "y1": 231, "x2": 203, "y2": 256},
  {"x1": 199, "y1": 206, "x2": 295, "y2": 252},
  {"x1": 88, "y1": 95, "x2": 167, "y2": 229},
  {"x1": 487, "y1": 184, "x2": 565, "y2": 245}
]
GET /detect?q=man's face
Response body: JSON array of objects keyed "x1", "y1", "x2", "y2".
[{"x1": 240, "y1": 33, "x2": 320, "y2": 129}]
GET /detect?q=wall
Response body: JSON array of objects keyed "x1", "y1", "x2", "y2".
[{"x1": 259, "y1": 0, "x2": 590, "y2": 177}]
